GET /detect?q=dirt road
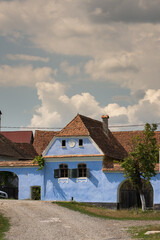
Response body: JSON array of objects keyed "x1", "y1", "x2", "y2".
[{"x1": 0, "y1": 200, "x2": 159, "y2": 240}]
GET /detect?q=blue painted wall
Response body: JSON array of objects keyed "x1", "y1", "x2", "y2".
[
  {"x1": 45, "y1": 137, "x2": 101, "y2": 156},
  {"x1": 1, "y1": 163, "x2": 160, "y2": 205},
  {"x1": 0, "y1": 167, "x2": 44, "y2": 200}
]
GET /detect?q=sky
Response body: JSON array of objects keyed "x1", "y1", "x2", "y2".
[{"x1": 0, "y1": 0, "x2": 160, "y2": 132}]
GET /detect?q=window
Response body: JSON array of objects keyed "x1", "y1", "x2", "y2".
[
  {"x1": 72, "y1": 163, "x2": 89, "y2": 178},
  {"x1": 79, "y1": 139, "x2": 83, "y2": 147},
  {"x1": 59, "y1": 164, "x2": 68, "y2": 177},
  {"x1": 61, "y1": 140, "x2": 66, "y2": 147},
  {"x1": 54, "y1": 164, "x2": 70, "y2": 178},
  {"x1": 78, "y1": 163, "x2": 87, "y2": 177}
]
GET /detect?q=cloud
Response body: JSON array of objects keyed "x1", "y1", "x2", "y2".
[
  {"x1": 6, "y1": 54, "x2": 49, "y2": 62},
  {"x1": 89, "y1": 0, "x2": 160, "y2": 24},
  {"x1": 0, "y1": 65, "x2": 54, "y2": 87},
  {"x1": 29, "y1": 82, "x2": 160, "y2": 129},
  {"x1": 60, "y1": 61, "x2": 80, "y2": 76},
  {"x1": 0, "y1": 0, "x2": 160, "y2": 103}
]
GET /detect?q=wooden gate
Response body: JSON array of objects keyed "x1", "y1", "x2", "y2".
[{"x1": 119, "y1": 180, "x2": 153, "y2": 209}]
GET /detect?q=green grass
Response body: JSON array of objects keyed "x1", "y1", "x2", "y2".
[
  {"x1": 0, "y1": 213, "x2": 10, "y2": 240},
  {"x1": 129, "y1": 225, "x2": 160, "y2": 239},
  {"x1": 54, "y1": 201, "x2": 160, "y2": 220}
]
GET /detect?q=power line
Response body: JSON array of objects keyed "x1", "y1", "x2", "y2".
[{"x1": 1, "y1": 122, "x2": 160, "y2": 130}]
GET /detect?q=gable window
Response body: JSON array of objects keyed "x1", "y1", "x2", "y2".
[
  {"x1": 79, "y1": 139, "x2": 83, "y2": 147},
  {"x1": 72, "y1": 163, "x2": 89, "y2": 178},
  {"x1": 54, "y1": 164, "x2": 70, "y2": 178},
  {"x1": 61, "y1": 140, "x2": 66, "y2": 147}
]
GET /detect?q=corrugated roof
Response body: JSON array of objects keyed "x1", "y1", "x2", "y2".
[{"x1": 1, "y1": 131, "x2": 33, "y2": 143}]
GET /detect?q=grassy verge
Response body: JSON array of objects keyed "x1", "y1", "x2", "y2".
[
  {"x1": 0, "y1": 213, "x2": 10, "y2": 240},
  {"x1": 129, "y1": 225, "x2": 160, "y2": 239},
  {"x1": 54, "y1": 201, "x2": 160, "y2": 220}
]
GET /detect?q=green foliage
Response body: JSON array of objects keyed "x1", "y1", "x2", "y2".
[
  {"x1": 54, "y1": 202, "x2": 160, "y2": 220},
  {"x1": 0, "y1": 213, "x2": 10, "y2": 240},
  {"x1": 121, "y1": 123, "x2": 159, "y2": 190},
  {"x1": 33, "y1": 156, "x2": 45, "y2": 171},
  {"x1": 129, "y1": 225, "x2": 160, "y2": 239}
]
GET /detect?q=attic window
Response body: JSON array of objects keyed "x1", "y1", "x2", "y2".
[
  {"x1": 61, "y1": 140, "x2": 66, "y2": 147},
  {"x1": 79, "y1": 139, "x2": 83, "y2": 147}
]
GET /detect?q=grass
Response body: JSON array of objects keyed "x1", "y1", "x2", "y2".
[
  {"x1": 0, "y1": 213, "x2": 10, "y2": 240},
  {"x1": 55, "y1": 202, "x2": 160, "y2": 239},
  {"x1": 129, "y1": 225, "x2": 160, "y2": 239},
  {"x1": 54, "y1": 201, "x2": 160, "y2": 220}
]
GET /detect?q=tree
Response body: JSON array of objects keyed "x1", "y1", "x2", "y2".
[
  {"x1": 121, "y1": 123, "x2": 159, "y2": 211},
  {"x1": 33, "y1": 156, "x2": 45, "y2": 171}
]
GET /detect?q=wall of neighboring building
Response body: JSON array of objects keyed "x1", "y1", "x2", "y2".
[{"x1": 0, "y1": 167, "x2": 44, "y2": 200}]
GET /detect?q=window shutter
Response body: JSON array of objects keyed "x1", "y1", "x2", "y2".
[
  {"x1": 68, "y1": 169, "x2": 72, "y2": 178},
  {"x1": 86, "y1": 168, "x2": 89, "y2": 178},
  {"x1": 54, "y1": 169, "x2": 59, "y2": 178},
  {"x1": 72, "y1": 168, "x2": 78, "y2": 178}
]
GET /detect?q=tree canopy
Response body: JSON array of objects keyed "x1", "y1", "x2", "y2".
[{"x1": 121, "y1": 123, "x2": 159, "y2": 210}]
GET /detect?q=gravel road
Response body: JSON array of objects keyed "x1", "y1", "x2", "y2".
[{"x1": 0, "y1": 200, "x2": 159, "y2": 240}]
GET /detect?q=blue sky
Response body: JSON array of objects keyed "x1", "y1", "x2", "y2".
[{"x1": 0, "y1": 0, "x2": 160, "y2": 131}]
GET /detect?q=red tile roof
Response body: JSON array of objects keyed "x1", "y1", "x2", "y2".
[
  {"x1": 1, "y1": 131, "x2": 33, "y2": 144},
  {"x1": 112, "y1": 131, "x2": 160, "y2": 153},
  {"x1": 102, "y1": 163, "x2": 159, "y2": 172},
  {"x1": 33, "y1": 130, "x2": 59, "y2": 155}
]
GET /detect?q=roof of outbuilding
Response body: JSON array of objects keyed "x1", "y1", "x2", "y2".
[
  {"x1": 112, "y1": 131, "x2": 160, "y2": 153},
  {"x1": 33, "y1": 130, "x2": 59, "y2": 155},
  {"x1": 1, "y1": 131, "x2": 33, "y2": 144},
  {"x1": 0, "y1": 133, "x2": 38, "y2": 160},
  {"x1": 0, "y1": 133, "x2": 25, "y2": 158}
]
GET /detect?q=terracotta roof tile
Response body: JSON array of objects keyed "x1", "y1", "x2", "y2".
[
  {"x1": 102, "y1": 163, "x2": 159, "y2": 172},
  {"x1": 57, "y1": 114, "x2": 89, "y2": 136},
  {"x1": 58, "y1": 114, "x2": 127, "y2": 160},
  {"x1": 33, "y1": 130, "x2": 59, "y2": 155},
  {"x1": 112, "y1": 131, "x2": 160, "y2": 153}
]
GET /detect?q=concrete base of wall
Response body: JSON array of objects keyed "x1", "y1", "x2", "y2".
[{"x1": 154, "y1": 204, "x2": 160, "y2": 210}]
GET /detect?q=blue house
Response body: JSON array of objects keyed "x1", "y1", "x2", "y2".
[{"x1": 0, "y1": 114, "x2": 160, "y2": 209}]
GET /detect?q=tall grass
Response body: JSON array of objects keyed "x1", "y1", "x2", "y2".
[{"x1": 0, "y1": 214, "x2": 10, "y2": 240}]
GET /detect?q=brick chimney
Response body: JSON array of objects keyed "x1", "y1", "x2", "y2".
[{"x1": 101, "y1": 115, "x2": 109, "y2": 135}]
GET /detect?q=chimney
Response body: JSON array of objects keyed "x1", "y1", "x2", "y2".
[
  {"x1": 0, "y1": 111, "x2": 2, "y2": 131},
  {"x1": 101, "y1": 115, "x2": 109, "y2": 135}
]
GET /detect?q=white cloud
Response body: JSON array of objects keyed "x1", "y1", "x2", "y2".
[
  {"x1": 6, "y1": 54, "x2": 49, "y2": 62},
  {"x1": 29, "y1": 82, "x2": 160, "y2": 129},
  {"x1": 0, "y1": 65, "x2": 54, "y2": 87}
]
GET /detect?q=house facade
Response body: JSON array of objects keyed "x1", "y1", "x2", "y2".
[{"x1": 0, "y1": 114, "x2": 160, "y2": 209}]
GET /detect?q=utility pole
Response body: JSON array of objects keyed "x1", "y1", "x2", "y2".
[{"x1": 0, "y1": 111, "x2": 2, "y2": 131}]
